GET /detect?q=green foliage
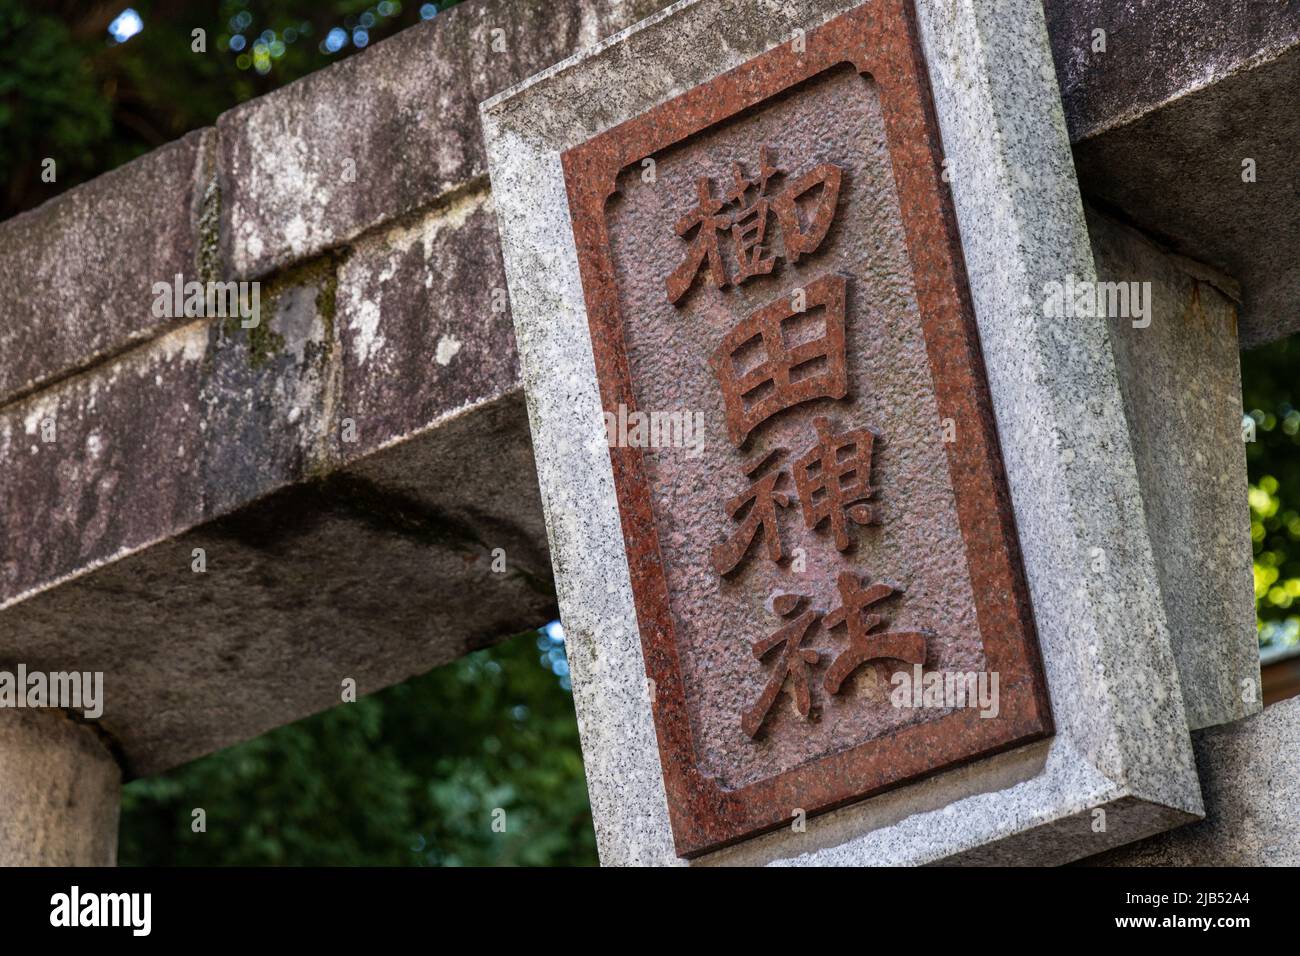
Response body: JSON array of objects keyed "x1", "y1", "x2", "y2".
[
  {"x1": 120, "y1": 630, "x2": 597, "y2": 866},
  {"x1": 0, "y1": 6, "x2": 111, "y2": 210},
  {"x1": 1242, "y1": 334, "x2": 1300, "y2": 652},
  {"x1": 0, "y1": 0, "x2": 463, "y2": 219}
]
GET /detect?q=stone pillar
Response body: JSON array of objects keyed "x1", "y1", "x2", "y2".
[
  {"x1": 0, "y1": 709, "x2": 121, "y2": 866},
  {"x1": 1089, "y1": 205, "x2": 1259, "y2": 729},
  {"x1": 483, "y1": 0, "x2": 1207, "y2": 865}
]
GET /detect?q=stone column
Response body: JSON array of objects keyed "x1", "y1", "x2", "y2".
[
  {"x1": 483, "y1": 0, "x2": 1207, "y2": 865},
  {"x1": 1089, "y1": 205, "x2": 1259, "y2": 729},
  {"x1": 0, "y1": 709, "x2": 121, "y2": 866}
]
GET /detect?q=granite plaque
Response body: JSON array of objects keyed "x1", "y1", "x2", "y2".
[{"x1": 561, "y1": 2, "x2": 1052, "y2": 857}]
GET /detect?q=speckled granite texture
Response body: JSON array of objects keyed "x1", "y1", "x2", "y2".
[
  {"x1": 483, "y1": 0, "x2": 1204, "y2": 865},
  {"x1": 1087, "y1": 696, "x2": 1300, "y2": 866},
  {"x1": 1088, "y1": 206, "x2": 1259, "y2": 730}
]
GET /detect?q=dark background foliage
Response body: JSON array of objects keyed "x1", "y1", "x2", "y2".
[
  {"x1": 1, "y1": 0, "x2": 1293, "y2": 865},
  {"x1": 1243, "y1": 338, "x2": 1300, "y2": 649},
  {"x1": 1, "y1": 0, "x2": 464, "y2": 219},
  {"x1": 119, "y1": 629, "x2": 595, "y2": 866}
]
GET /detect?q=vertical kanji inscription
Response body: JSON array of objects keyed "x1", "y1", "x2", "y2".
[{"x1": 561, "y1": 2, "x2": 1050, "y2": 857}]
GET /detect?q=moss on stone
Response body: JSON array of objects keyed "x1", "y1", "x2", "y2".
[
  {"x1": 245, "y1": 317, "x2": 287, "y2": 370},
  {"x1": 196, "y1": 177, "x2": 222, "y2": 285},
  {"x1": 314, "y1": 263, "x2": 338, "y2": 357},
  {"x1": 219, "y1": 254, "x2": 341, "y2": 370}
]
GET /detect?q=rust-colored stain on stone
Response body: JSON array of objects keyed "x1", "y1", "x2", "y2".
[{"x1": 562, "y1": 0, "x2": 1052, "y2": 857}]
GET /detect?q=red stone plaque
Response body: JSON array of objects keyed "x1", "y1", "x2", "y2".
[{"x1": 562, "y1": 0, "x2": 1052, "y2": 857}]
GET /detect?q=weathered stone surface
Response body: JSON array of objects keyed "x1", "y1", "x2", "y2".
[
  {"x1": 1046, "y1": 2, "x2": 1300, "y2": 346},
  {"x1": 0, "y1": 324, "x2": 207, "y2": 608},
  {"x1": 484, "y1": 0, "x2": 1202, "y2": 866},
  {"x1": 334, "y1": 187, "x2": 518, "y2": 461},
  {"x1": 0, "y1": 129, "x2": 214, "y2": 407},
  {"x1": 1, "y1": 195, "x2": 551, "y2": 775},
  {"x1": 0, "y1": 390, "x2": 553, "y2": 778},
  {"x1": 0, "y1": 0, "x2": 685, "y2": 777},
  {"x1": 1073, "y1": 47, "x2": 1300, "y2": 348},
  {"x1": 1087, "y1": 697, "x2": 1300, "y2": 865},
  {"x1": 1042, "y1": 0, "x2": 1300, "y2": 142},
  {"x1": 1089, "y1": 207, "x2": 1259, "y2": 730},
  {"x1": 199, "y1": 264, "x2": 339, "y2": 515},
  {"x1": 0, "y1": 709, "x2": 120, "y2": 865},
  {"x1": 0, "y1": 270, "x2": 337, "y2": 607},
  {"x1": 217, "y1": 0, "x2": 672, "y2": 280}
]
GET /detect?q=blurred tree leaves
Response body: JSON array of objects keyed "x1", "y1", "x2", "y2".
[
  {"x1": 0, "y1": 0, "x2": 462, "y2": 219},
  {"x1": 0, "y1": 5, "x2": 111, "y2": 212},
  {"x1": 120, "y1": 629, "x2": 598, "y2": 866},
  {"x1": 1243, "y1": 335, "x2": 1300, "y2": 652}
]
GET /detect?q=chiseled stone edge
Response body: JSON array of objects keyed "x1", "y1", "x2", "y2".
[
  {"x1": 0, "y1": 129, "x2": 214, "y2": 409},
  {"x1": 1042, "y1": 0, "x2": 1300, "y2": 144},
  {"x1": 0, "y1": 0, "x2": 674, "y2": 405},
  {"x1": 1041, "y1": 0, "x2": 1299, "y2": 352},
  {"x1": 216, "y1": 0, "x2": 673, "y2": 281},
  {"x1": 483, "y1": 0, "x2": 1202, "y2": 866},
  {"x1": 1087, "y1": 696, "x2": 1300, "y2": 866}
]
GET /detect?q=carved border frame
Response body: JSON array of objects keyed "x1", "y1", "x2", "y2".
[{"x1": 559, "y1": 1, "x2": 1052, "y2": 857}]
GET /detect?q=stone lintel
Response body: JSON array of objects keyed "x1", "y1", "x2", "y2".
[
  {"x1": 0, "y1": 0, "x2": 685, "y2": 784},
  {"x1": 1044, "y1": 0, "x2": 1300, "y2": 346},
  {"x1": 0, "y1": 129, "x2": 214, "y2": 408},
  {"x1": 1088, "y1": 206, "x2": 1260, "y2": 729},
  {"x1": 0, "y1": 190, "x2": 553, "y2": 777},
  {"x1": 216, "y1": 0, "x2": 672, "y2": 280},
  {"x1": 1087, "y1": 696, "x2": 1300, "y2": 866}
]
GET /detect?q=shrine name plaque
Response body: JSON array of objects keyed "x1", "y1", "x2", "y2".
[{"x1": 561, "y1": 1, "x2": 1052, "y2": 858}]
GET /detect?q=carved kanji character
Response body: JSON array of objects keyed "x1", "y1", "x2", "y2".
[
  {"x1": 792, "y1": 415, "x2": 880, "y2": 551},
  {"x1": 771, "y1": 162, "x2": 843, "y2": 263},
  {"x1": 742, "y1": 592, "x2": 821, "y2": 738},
  {"x1": 709, "y1": 273, "x2": 849, "y2": 446},
  {"x1": 725, "y1": 145, "x2": 781, "y2": 283},
  {"x1": 710, "y1": 449, "x2": 792, "y2": 576},
  {"x1": 666, "y1": 152, "x2": 844, "y2": 304},
  {"x1": 666, "y1": 176, "x2": 730, "y2": 304},
  {"x1": 822, "y1": 572, "x2": 929, "y2": 694}
]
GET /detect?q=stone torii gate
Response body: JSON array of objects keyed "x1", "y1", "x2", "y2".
[{"x1": 1, "y1": 0, "x2": 1298, "y2": 865}]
